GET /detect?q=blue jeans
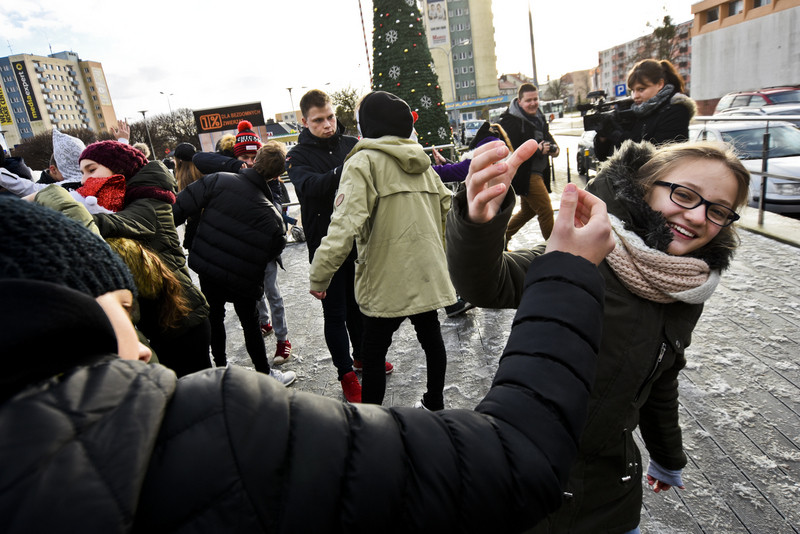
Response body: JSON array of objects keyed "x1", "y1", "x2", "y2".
[{"x1": 256, "y1": 261, "x2": 288, "y2": 340}]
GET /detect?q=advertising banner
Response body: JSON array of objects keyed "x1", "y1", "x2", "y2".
[
  {"x1": 425, "y1": 0, "x2": 450, "y2": 48},
  {"x1": 193, "y1": 102, "x2": 265, "y2": 134},
  {"x1": 0, "y1": 85, "x2": 13, "y2": 125},
  {"x1": 12, "y1": 61, "x2": 42, "y2": 122},
  {"x1": 92, "y1": 67, "x2": 112, "y2": 106}
]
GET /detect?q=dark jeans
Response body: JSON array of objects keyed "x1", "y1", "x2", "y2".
[
  {"x1": 320, "y1": 256, "x2": 364, "y2": 380},
  {"x1": 361, "y1": 310, "x2": 447, "y2": 410},
  {"x1": 200, "y1": 276, "x2": 269, "y2": 374},
  {"x1": 149, "y1": 318, "x2": 212, "y2": 378}
]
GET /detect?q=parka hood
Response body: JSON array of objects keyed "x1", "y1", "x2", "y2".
[
  {"x1": 591, "y1": 140, "x2": 736, "y2": 271},
  {"x1": 347, "y1": 136, "x2": 432, "y2": 175},
  {"x1": 671, "y1": 92, "x2": 697, "y2": 120}
]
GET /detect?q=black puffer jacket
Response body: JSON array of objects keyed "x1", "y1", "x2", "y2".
[
  {"x1": 173, "y1": 168, "x2": 285, "y2": 300},
  {"x1": 286, "y1": 123, "x2": 358, "y2": 261},
  {"x1": 0, "y1": 250, "x2": 604, "y2": 533},
  {"x1": 92, "y1": 161, "x2": 208, "y2": 333},
  {"x1": 447, "y1": 141, "x2": 735, "y2": 533},
  {"x1": 594, "y1": 91, "x2": 697, "y2": 162}
]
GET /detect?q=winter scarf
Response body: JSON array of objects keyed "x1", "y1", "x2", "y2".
[
  {"x1": 632, "y1": 84, "x2": 675, "y2": 118},
  {"x1": 606, "y1": 213, "x2": 720, "y2": 304}
]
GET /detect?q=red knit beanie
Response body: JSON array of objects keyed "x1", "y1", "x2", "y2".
[
  {"x1": 233, "y1": 120, "x2": 262, "y2": 157},
  {"x1": 79, "y1": 141, "x2": 149, "y2": 180}
]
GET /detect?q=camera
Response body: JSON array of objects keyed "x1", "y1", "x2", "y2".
[{"x1": 578, "y1": 91, "x2": 636, "y2": 133}]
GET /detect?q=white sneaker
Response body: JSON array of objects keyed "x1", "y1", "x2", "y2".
[{"x1": 269, "y1": 368, "x2": 296, "y2": 387}]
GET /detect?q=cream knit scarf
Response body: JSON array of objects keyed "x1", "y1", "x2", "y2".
[{"x1": 606, "y1": 214, "x2": 720, "y2": 304}]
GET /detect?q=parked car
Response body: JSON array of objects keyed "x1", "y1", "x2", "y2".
[
  {"x1": 714, "y1": 86, "x2": 800, "y2": 114},
  {"x1": 576, "y1": 130, "x2": 596, "y2": 175},
  {"x1": 689, "y1": 121, "x2": 800, "y2": 214},
  {"x1": 715, "y1": 103, "x2": 800, "y2": 128},
  {"x1": 462, "y1": 120, "x2": 485, "y2": 145}
]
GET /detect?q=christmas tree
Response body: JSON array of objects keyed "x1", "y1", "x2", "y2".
[{"x1": 372, "y1": 0, "x2": 453, "y2": 147}]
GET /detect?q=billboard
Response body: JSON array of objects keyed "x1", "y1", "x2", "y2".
[
  {"x1": 193, "y1": 102, "x2": 265, "y2": 134},
  {"x1": 0, "y1": 85, "x2": 13, "y2": 125},
  {"x1": 12, "y1": 61, "x2": 42, "y2": 122},
  {"x1": 92, "y1": 67, "x2": 113, "y2": 106},
  {"x1": 425, "y1": 0, "x2": 450, "y2": 48}
]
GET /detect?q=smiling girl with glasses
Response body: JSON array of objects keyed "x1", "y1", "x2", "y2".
[{"x1": 446, "y1": 138, "x2": 750, "y2": 533}]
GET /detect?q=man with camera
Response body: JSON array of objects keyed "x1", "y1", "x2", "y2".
[{"x1": 498, "y1": 83, "x2": 559, "y2": 245}]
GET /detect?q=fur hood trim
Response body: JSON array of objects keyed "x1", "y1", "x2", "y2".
[{"x1": 671, "y1": 92, "x2": 697, "y2": 119}]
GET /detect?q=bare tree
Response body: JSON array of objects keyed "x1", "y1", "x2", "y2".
[
  {"x1": 13, "y1": 127, "x2": 113, "y2": 169},
  {"x1": 330, "y1": 86, "x2": 362, "y2": 136},
  {"x1": 129, "y1": 108, "x2": 200, "y2": 160}
]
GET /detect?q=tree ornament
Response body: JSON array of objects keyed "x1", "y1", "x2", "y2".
[
  {"x1": 388, "y1": 65, "x2": 400, "y2": 80},
  {"x1": 420, "y1": 95, "x2": 433, "y2": 109},
  {"x1": 386, "y1": 29, "x2": 398, "y2": 44},
  {"x1": 438, "y1": 127, "x2": 447, "y2": 139}
]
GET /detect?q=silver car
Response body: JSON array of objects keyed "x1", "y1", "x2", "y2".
[{"x1": 689, "y1": 121, "x2": 800, "y2": 214}]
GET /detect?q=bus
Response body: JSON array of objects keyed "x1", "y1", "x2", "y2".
[{"x1": 540, "y1": 99, "x2": 565, "y2": 122}]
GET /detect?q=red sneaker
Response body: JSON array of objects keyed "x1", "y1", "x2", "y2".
[
  {"x1": 261, "y1": 322, "x2": 274, "y2": 337},
  {"x1": 352, "y1": 359, "x2": 394, "y2": 375},
  {"x1": 274, "y1": 340, "x2": 291, "y2": 365},
  {"x1": 340, "y1": 371, "x2": 362, "y2": 403}
]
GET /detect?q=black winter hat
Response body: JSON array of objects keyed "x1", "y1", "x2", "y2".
[
  {"x1": 358, "y1": 91, "x2": 414, "y2": 139},
  {"x1": 0, "y1": 196, "x2": 136, "y2": 298},
  {"x1": 174, "y1": 142, "x2": 197, "y2": 162}
]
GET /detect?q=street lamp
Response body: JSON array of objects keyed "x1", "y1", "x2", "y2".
[
  {"x1": 430, "y1": 39, "x2": 470, "y2": 129},
  {"x1": 137, "y1": 110, "x2": 155, "y2": 160},
  {"x1": 286, "y1": 87, "x2": 297, "y2": 125},
  {"x1": 430, "y1": 39, "x2": 471, "y2": 104},
  {"x1": 160, "y1": 91, "x2": 174, "y2": 114}
]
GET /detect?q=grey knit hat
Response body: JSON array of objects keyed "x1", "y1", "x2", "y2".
[
  {"x1": 52, "y1": 128, "x2": 86, "y2": 183},
  {"x1": 0, "y1": 196, "x2": 136, "y2": 297}
]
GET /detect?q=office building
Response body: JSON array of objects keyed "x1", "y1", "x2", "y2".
[
  {"x1": 0, "y1": 51, "x2": 118, "y2": 148},
  {"x1": 690, "y1": 0, "x2": 800, "y2": 114}
]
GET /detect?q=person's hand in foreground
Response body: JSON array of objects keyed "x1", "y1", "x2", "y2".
[
  {"x1": 545, "y1": 183, "x2": 615, "y2": 266},
  {"x1": 464, "y1": 139, "x2": 538, "y2": 223}
]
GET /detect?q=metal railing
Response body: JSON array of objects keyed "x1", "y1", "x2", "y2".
[{"x1": 693, "y1": 115, "x2": 800, "y2": 225}]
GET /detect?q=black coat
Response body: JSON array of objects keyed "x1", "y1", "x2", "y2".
[
  {"x1": 498, "y1": 106, "x2": 557, "y2": 196},
  {"x1": 594, "y1": 92, "x2": 697, "y2": 161},
  {"x1": 285, "y1": 124, "x2": 358, "y2": 261},
  {"x1": 173, "y1": 168, "x2": 285, "y2": 300},
  {"x1": 446, "y1": 141, "x2": 735, "y2": 533},
  {"x1": 0, "y1": 249, "x2": 604, "y2": 533}
]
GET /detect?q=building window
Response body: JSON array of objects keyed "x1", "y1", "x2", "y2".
[
  {"x1": 728, "y1": 0, "x2": 743, "y2": 15},
  {"x1": 470, "y1": 80, "x2": 475, "y2": 87},
  {"x1": 455, "y1": 81, "x2": 461, "y2": 89},
  {"x1": 461, "y1": 66, "x2": 468, "y2": 74},
  {"x1": 706, "y1": 6, "x2": 719, "y2": 22},
  {"x1": 753, "y1": 0, "x2": 770, "y2": 6},
  {"x1": 468, "y1": 66, "x2": 474, "y2": 73}
]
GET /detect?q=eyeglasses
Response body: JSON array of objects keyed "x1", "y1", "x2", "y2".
[{"x1": 653, "y1": 181, "x2": 740, "y2": 227}]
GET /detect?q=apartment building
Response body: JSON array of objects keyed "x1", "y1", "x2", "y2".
[
  {"x1": 422, "y1": 0, "x2": 499, "y2": 123},
  {"x1": 0, "y1": 51, "x2": 118, "y2": 148},
  {"x1": 597, "y1": 20, "x2": 693, "y2": 100},
  {"x1": 690, "y1": 0, "x2": 800, "y2": 114}
]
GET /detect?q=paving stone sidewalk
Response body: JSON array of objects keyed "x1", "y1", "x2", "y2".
[{"x1": 211, "y1": 165, "x2": 800, "y2": 533}]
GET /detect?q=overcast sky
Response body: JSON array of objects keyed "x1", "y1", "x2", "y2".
[{"x1": 3, "y1": 0, "x2": 696, "y2": 122}]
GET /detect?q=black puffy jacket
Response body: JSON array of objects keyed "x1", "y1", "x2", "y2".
[
  {"x1": 285, "y1": 124, "x2": 358, "y2": 261},
  {"x1": 173, "y1": 168, "x2": 285, "y2": 300},
  {"x1": 0, "y1": 249, "x2": 604, "y2": 533}
]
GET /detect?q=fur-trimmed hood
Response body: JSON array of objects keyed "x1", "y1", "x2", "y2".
[
  {"x1": 588, "y1": 140, "x2": 736, "y2": 271},
  {"x1": 670, "y1": 92, "x2": 697, "y2": 120}
]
